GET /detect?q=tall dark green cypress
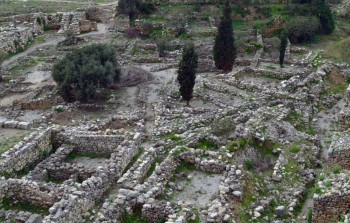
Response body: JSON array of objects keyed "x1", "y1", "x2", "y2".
[
  {"x1": 213, "y1": 0, "x2": 236, "y2": 72},
  {"x1": 317, "y1": 3, "x2": 335, "y2": 35},
  {"x1": 279, "y1": 31, "x2": 288, "y2": 66},
  {"x1": 177, "y1": 44, "x2": 198, "y2": 106}
]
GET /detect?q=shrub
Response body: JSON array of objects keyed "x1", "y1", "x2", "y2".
[
  {"x1": 157, "y1": 39, "x2": 170, "y2": 57},
  {"x1": 36, "y1": 17, "x2": 42, "y2": 25},
  {"x1": 332, "y1": 165, "x2": 341, "y2": 174},
  {"x1": 285, "y1": 16, "x2": 320, "y2": 43},
  {"x1": 314, "y1": 187, "x2": 322, "y2": 194},
  {"x1": 175, "y1": 21, "x2": 187, "y2": 38},
  {"x1": 307, "y1": 208, "x2": 313, "y2": 223},
  {"x1": 52, "y1": 44, "x2": 120, "y2": 102},
  {"x1": 244, "y1": 160, "x2": 255, "y2": 170},
  {"x1": 211, "y1": 117, "x2": 235, "y2": 136},
  {"x1": 53, "y1": 106, "x2": 64, "y2": 113},
  {"x1": 289, "y1": 144, "x2": 300, "y2": 153}
]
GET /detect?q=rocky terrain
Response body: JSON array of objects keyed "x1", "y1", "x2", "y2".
[{"x1": 0, "y1": 0, "x2": 350, "y2": 223}]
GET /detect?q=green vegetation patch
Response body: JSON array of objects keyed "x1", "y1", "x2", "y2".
[
  {"x1": 0, "y1": 132, "x2": 29, "y2": 155},
  {"x1": 197, "y1": 139, "x2": 217, "y2": 150},
  {"x1": 66, "y1": 150, "x2": 110, "y2": 161},
  {"x1": 289, "y1": 144, "x2": 301, "y2": 154},
  {"x1": 1, "y1": 197, "x2": 48, "y2": 215},
  {"x1": 174, "y1": 160, "x2": 196, "y2": 174},
  {"x1": 332, "y1": 165, "x2": 341, "y2": 174},
  {"x1": 0, "y1": 0, "x2": 83, "y2": 17},
  {"x1": 121, "y1": 211, "x2": 147, "y2": 223}
]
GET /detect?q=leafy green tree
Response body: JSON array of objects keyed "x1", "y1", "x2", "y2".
[
  {"x1": 52, "y1": 44, "x2": 120, "y2": 102},
  {"x1": 279, "y1": 31, "x2": 288, "y2": 66},
  {"x1": 213, "y1": 0, "x2": 236, "y2": 72},
  {"x1": 177, "y1": 44, "x2": 198, "y2": 106},
  {"x1": 286, "y1": 16, "x2": 320, "y2": 43}
]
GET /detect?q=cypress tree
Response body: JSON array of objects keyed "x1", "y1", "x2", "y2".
[
  {"x1": 317, "y1": 3, "x2": 335, "y2": 35},
  {"x1": 117, "y1": 0, "x2": 138, "y2": 26},
  {"x1": 177, "y1": 44, "x2": 198, "y2": 106},
  {"x1": 279, "y1": 31, "x2": 288, "y2": 66},
  {"x1": 213, "y1": 0, "x2": 236, "y2": 72}
]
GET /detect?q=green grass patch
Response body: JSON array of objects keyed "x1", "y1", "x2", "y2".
[
  {"x1": 289, "y1": 144, "x2": 301, "y2": 153},
  {"x1": 250, "y1": 41, "x2": 263, "y2": 48},
  {"x1": 121, "y1": 211, "x2": 147, "y2": 223},
  {"x1": 332, "y1": 165, "x2": 341, "y2": 174},
  {"x1": 0, "y1": 0, "x2": 83, "y2": 17},
  {"x1": 266, "y1": 65, "x2": 277, "y2": 70},
  {"x1": 307, "y1": 208, "x2": 313, "y2": 223},
  {"x1": 232, "y1": 20, "x2": 248, "y2": 31},
  {"x1": 188, "y1": 214, "x2": 200, "y2": 223},
  {"x1": 172, "y1": 146, "x2": 188, "y2": 158},
  {"x1": 314, "y1": 186, "x2": 322, "y2": 194},
  {"x1": 197, "y1": 139, "x2": 217, "y2": 150},
  {"x1": 0, "y1": 132, "x2": 29, "y2": 155},
  {"x1": 66, "y1": 150, "x2": 109, "y2": 161},
  {"x1": 8, "y1": 57, "x2": 39, "y2": 77},
  {"x1": 123, "y1": 148, "x2": 144, "y2": 174},
  {"x1": 252, "y1": 20, "x2": 266, "y2": 30},
  {"x1": 168, "y1": 134, "x2": 181, "y2": 141},
  {"x1": 244, "y1": 160, "x2": 255, "y2": 170},
  {"x1": 145, "y1": 156, "x2": 162, "y2": 178},
  {"x1": 1, "y1": 197, "x2": 49, "y2": 215},
  {"x1": 175, "y1": 160, "x2": 196, "y2": 174}
]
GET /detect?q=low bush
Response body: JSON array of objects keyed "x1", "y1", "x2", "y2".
[{"x1": 285, "y1": 16, "x2": 320, "y2": 43}]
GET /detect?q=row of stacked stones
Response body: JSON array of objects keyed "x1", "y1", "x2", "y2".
[{"x1": 313, "y1": 83, "x2": 350, "y2": 222}]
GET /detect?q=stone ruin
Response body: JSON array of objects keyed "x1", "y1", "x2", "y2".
[
  {"x1": 313, "y1": 117, "x2": 350, "y2": 222},
  {"x1": 0, "y1": 11, "x2": 97, "y2": 56},
  {"x1": 1, "y1": 2, "x2": 350, "y2": 222},
  {"x1": 0, "y1": 126, "x2": 142, "y2": 222}
]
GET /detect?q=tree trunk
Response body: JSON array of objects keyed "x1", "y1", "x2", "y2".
[{"x1": 186, "y1": 100, "x2": 190, "y2": 106}]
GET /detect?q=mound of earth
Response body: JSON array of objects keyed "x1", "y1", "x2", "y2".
[{"x1": 120, "y1": 66, "x2": 153, "y2": 87}]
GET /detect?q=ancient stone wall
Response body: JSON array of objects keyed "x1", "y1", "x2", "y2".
[
  {"x1": 313, "y1": 193, "x2": 350, "y2": 223},
  {"x1": 42, "y1": 131, "x2": 142, "y2": 223},
  {"x1": 0, "y1": 179, "x2": 64, "y2": 208},
  {"x1": 0, "y1": 128, "x2": 52, "y2": 174},
  {"x1": 20, "y1": 98, "x2": 60, "y2": 110},
  {"x1": 58, "y1": 133, "x2": 127, "y2": 156},
  {"x1": 328, "y1": 149, "x2": 350, "y2": 169}
]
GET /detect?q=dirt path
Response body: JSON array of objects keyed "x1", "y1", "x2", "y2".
[{"x1": 2, "y1": 23, "x2": 109, "y2": 67}]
